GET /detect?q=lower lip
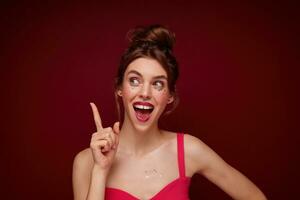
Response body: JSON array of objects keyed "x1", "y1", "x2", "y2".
[{"x1": 134, "y1": 110, "x2": 151, "y2": 122}]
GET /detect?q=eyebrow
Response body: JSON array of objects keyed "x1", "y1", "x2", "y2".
[{"x1": 127, "y1": 70, "x2": 167, "y2": 80}]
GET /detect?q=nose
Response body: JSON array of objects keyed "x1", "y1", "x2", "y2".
[{"x1": 139, "y1": 83, "x2": 151, "y2": 100}]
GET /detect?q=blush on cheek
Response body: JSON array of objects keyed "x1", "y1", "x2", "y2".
[
  {"x1": 122, "y1": 85, "x2": 139, "y2": 100},
  {"x1": 122, "y1": 88, "x2": 129, "y2": 96},
  {"x1": 153, "y1": 90, "x2": 170, "y2": 103}
]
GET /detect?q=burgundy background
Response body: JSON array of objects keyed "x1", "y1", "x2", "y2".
[{"x1": 2, "y1": 1, "x2": 298, "y2": 199}]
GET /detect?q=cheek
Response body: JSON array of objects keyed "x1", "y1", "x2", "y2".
[
  {"x1": 122, "y1": 85, "x2": 138, "y2": 100},
  {"x1": 153, "y1": 89, "x2": 169, "y2": 104}
]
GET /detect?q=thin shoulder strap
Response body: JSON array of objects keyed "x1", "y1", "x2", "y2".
[{"x1": 177, "y1": 133, "x2": 186, "y2": 178}]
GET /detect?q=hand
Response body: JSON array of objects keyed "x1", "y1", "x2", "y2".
[{"x1": 89, "y1": 102, "x2": 120, "y2": 171}]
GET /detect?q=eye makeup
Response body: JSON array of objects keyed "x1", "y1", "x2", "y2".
[
  {"x1": 153, "y1": 80, "x2": 165, "y2": 91},
  {"x1": 129, "y1": 77, "x2": 140, "y2": 87},
  {"x1": 126, "y1": 69, "x2": 168, "y2": 91}
]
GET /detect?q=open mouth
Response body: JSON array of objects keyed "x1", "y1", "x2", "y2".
[{"x1": 133, "y1": 102, "x2": 154, "y2": 122}]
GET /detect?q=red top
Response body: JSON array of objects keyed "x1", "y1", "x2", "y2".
[{"x1": 105, "y1": 133, "x2": 191, "y2": 200}]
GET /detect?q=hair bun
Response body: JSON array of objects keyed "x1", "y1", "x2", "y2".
[{"x1": 127, "y1": 24, "x2": 175, "y2": 51}]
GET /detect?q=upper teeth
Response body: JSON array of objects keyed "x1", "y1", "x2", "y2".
[{"x1": 134, "y1": 105, "x2": 153, "y2": 110}]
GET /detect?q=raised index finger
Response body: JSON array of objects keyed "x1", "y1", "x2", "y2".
[{"x1": 90, "y1": 102, "x2": 103, "y2": 131}]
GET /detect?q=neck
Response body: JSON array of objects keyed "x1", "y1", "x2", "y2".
[{"x1": 118, "y1": 117, "x2": 164, "y2": 158}]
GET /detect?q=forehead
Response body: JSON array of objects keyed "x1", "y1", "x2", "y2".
[{"x1": 125, "y1": 57, "x2": 167, "y2": 78}]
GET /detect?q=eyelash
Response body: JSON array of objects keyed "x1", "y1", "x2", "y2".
[
  {"x1": 129, "y1": 77, "x2": 165, "y2": 90},
  {"x1": 129, "y1": 77, "x2": 140, "y2": 86}
]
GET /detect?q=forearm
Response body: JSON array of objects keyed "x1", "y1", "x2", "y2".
[
  {"x1": 246, "y1": 190, "x2": 267, "y2": 200},
  {"x1": 86, "y1": 165, "x2": 108, "y2": 200}
]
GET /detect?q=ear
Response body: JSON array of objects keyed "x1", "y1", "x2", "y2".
[
  {"x1": 167, "y1": 96, "x2": 174, "y2": 104},
  {"x1": 116, "y1": 89, "x2": 122, "y2": 97}
]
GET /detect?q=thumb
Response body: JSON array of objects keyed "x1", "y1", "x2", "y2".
[{"x1": 113, "y1": 121, "x2": 120, "y2": 134}]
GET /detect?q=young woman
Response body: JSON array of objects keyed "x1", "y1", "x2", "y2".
[{"x1": 72, "y1": 25, "x2": 267, "y2": 200}]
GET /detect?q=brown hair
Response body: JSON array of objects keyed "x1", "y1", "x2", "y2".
[{"x1": 115, "y1": 24, "x2": 179, "y2": 121}]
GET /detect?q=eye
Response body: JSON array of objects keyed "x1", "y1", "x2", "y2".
[
  {"x1": 129, "y1": 77, "x2": 140, "y2": 86},
  {"x1": 153, "y1": 80, "x2": 165, "y2": 90}
]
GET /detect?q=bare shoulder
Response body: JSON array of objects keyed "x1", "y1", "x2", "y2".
[
  {"x1": 73, "y1": 148, "x2": 94, "y2": 174},
  {"x1": 72, "y1": 148, "x2": 95, "y2": 199},
  {"x1": 183, "y1": 133, "x2": 218, "y2": 176},
  {"x1": 183, "y1": 133, "x2": 210, "y2": 156},
  {"x1": 183, "y1": 134, "x2": 267, "y2": 199}
]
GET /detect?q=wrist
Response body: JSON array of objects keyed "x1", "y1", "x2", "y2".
[{"x1": 92, "y1": 164, "x2": 110, "y2": 177}]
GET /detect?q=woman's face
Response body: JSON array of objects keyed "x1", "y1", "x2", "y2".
[{"x1": 119, "y1": 57, "x2": 173, "y2": 130}]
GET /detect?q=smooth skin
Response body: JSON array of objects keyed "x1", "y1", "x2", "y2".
[
  {"x1": 72, "y1": 58, "x2": 267, "y2": 200},
  {"x1": 73, "y1": 103, "x2": 120, "y2": 200}
]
